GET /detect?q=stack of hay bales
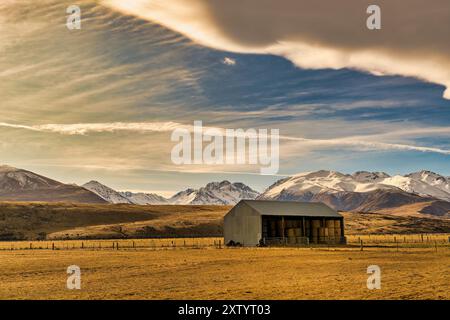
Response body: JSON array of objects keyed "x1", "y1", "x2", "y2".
[
  {"x1": 326, "y1": 220, "x2": 335, "y2": 243},
  {"x1": 334, "y1": 220, "x2": 342, "y2": 242},
  {"x1": 318, "y1": 227, "x2": 329, "y2": 243},
  {"x1": 311, "y1": 220, "x2": 321, "y2": 243},
  {"x1": 287, "y1": 228, "x2": 296, "y2": 244}
]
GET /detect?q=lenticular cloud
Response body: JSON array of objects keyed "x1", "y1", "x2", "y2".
[{"x1": 102, "y1": 0, "x2": 450, "y2": 100}]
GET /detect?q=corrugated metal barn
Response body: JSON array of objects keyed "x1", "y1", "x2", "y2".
[{"x1": 224, "y1": 200, "x2": 345, "y2": 246}]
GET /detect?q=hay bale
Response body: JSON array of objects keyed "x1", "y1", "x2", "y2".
[
  {"x1": 312, "y1": 227, "x2": 319, "y2": 237},
  {"x1": 312, "y1": 220, "x2": 321, "y2": 229},
  {"x1": 328, "y1": 227, "x2": 335, "y2": 239},
  {"x1": 326, "y1": 220, "x2": 335, "y2": 228},
  {"x1": 334, "y1": 228, "x2": 341, "y2": 237},
  {"x1": 319, "y1": 228, "x2": 325, "y2": 238},
  {"x1": 334, "y1": 220, "x2": 341, "y2": 229}
]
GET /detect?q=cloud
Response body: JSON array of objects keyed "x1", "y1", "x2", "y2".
[
  {"x1": 222, "y1": 57, "x2": 236, "y2": 66},
  {"x1": 2, "y1": 121, "x2": 450, "y2": 155},
  {"x1": 102, "y1": 0, "x2": 450, "y2": 100},
  {"x1": 0, "y1": 121, "x2": 189, "y2": 135}
]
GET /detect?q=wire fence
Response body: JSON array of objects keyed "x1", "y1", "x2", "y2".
[
  {"x1": 0, "y1": 237, "x2": 224, "y2": 251},
  {"x1": 344, "y1": 233, "x2": 450, "y2": 252},
  {"x1": 0, "y1": 234, "x2": 448, "y2": 251}
]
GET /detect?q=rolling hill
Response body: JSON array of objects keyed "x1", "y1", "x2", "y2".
[{"x1": 0, "y1": 165, "x2": 106, "y2": 204}]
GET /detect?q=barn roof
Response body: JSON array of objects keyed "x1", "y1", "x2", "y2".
[{"x1": 239, "y1": 200, "x2": 341, "y2": 217}]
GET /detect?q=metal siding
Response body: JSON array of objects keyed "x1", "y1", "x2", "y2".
[{"x1": 223, "y1": 202, "x2": 261, "y2": 246}]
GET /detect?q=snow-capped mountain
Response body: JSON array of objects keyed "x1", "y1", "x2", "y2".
[
  {"x1": 119, "y1": 191, "x2": 168, "y2": 205},
  {"x1": 169, "y1": 188, "x2": 198, "y2": 205},
  {"x1": 1, "y1": 164, "x2": 449, "y2": 216},
  {"x1": 82, "y1": 181, "x2": 168, "y2": 205},
  {"x1": 406, "y1": 170, "x2": 450, "y2": 195},
  {"x1": 82, "y1": 181, "x2": 133, "y2": 204},
  {"x1": 169, "y1": 181, "x2": 260, "y2": 205},
  {"x1": 84, "y1": 180, "x2": 258, "y2": 205},
  {"x1": 0, "y1": 165, "x2": 106, "y2": 204},
  {"x1": 261, "y1": 170, "x2": 450, "y2": 202}
]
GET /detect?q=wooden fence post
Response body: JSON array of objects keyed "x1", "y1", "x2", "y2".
[
  {"x1": 52, "y1": 243, "x2": 55, "y2": 250},
  {"x1": 360, "y1": 239, "x2": 363, "y2": 251}
]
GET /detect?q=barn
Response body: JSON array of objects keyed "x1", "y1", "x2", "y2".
[{"x1": 224, "y1": 200, "x2": 345, "y2": 246}]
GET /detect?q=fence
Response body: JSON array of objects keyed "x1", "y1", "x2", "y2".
[
  {"x1": 263, "y1": 236, "x2": 347, "y2": 246},
  {"x1": 0, "y1": 237, "x2": 224, "y2": 251},
  {"x1": 0, "y1": 234, "x2": 448, "y2": 251}
]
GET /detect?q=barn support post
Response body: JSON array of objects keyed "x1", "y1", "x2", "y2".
[{"x1": 302, "y1": 217, "x2": 306, "y2": 237}]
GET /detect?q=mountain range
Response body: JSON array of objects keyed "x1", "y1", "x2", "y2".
[
  {"x1": 82, "y1": 180, "x2": 259, "y2": 205},
  {"x1": 0, "y1": 165, "x2": 449, "y2": 216},
  {"x1": 259, "y1": 170, "x2": 450, "y2": 216}
]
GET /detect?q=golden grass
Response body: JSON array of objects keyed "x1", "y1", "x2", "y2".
[
  {"x1": 0, "y1": 202, "x2": 230, "y2": 240},
  {"x1": 0, "y1": 246, "x2": 448, "y2": 300}
]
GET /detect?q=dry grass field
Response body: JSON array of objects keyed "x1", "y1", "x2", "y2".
[
  {"x1": 1, "y1": 202, "x2": 448, "y2": 300},
  {"x1": 0, "y1": 202, "x2": 229, "y2": 240},
  {"x1": 0, "y1": 245, "x2": 448, "y2": 300}
]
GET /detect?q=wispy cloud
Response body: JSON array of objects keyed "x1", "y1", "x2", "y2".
[{"x1": 2, "y1": 121, "x2": 450, "y2": 155}]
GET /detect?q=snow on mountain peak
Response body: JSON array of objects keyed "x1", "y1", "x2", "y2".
[
  {"x1": 170, "y1": 180, "x2": 259, "y2": 205},
  {"x1": 405, "y1": 170, "x2": 450, "y2": 195},
  {"x1": 119, "y1": 191, "x2": 168, "y2": 205},
  {"x1": 82, "y1": 181, "x2": 132, "y2": 204},
  {"x1": 261, "y1": 170, "x2": 450, "y2": 202}
]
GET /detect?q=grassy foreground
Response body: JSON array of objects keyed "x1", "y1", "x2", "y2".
[{"x1": 0, "y1": 246, "x2": 448, "y2": 300}]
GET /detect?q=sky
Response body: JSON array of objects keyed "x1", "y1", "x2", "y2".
[{"x1": 0, "y1": 0, "x2": 449, "y2": 197}]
